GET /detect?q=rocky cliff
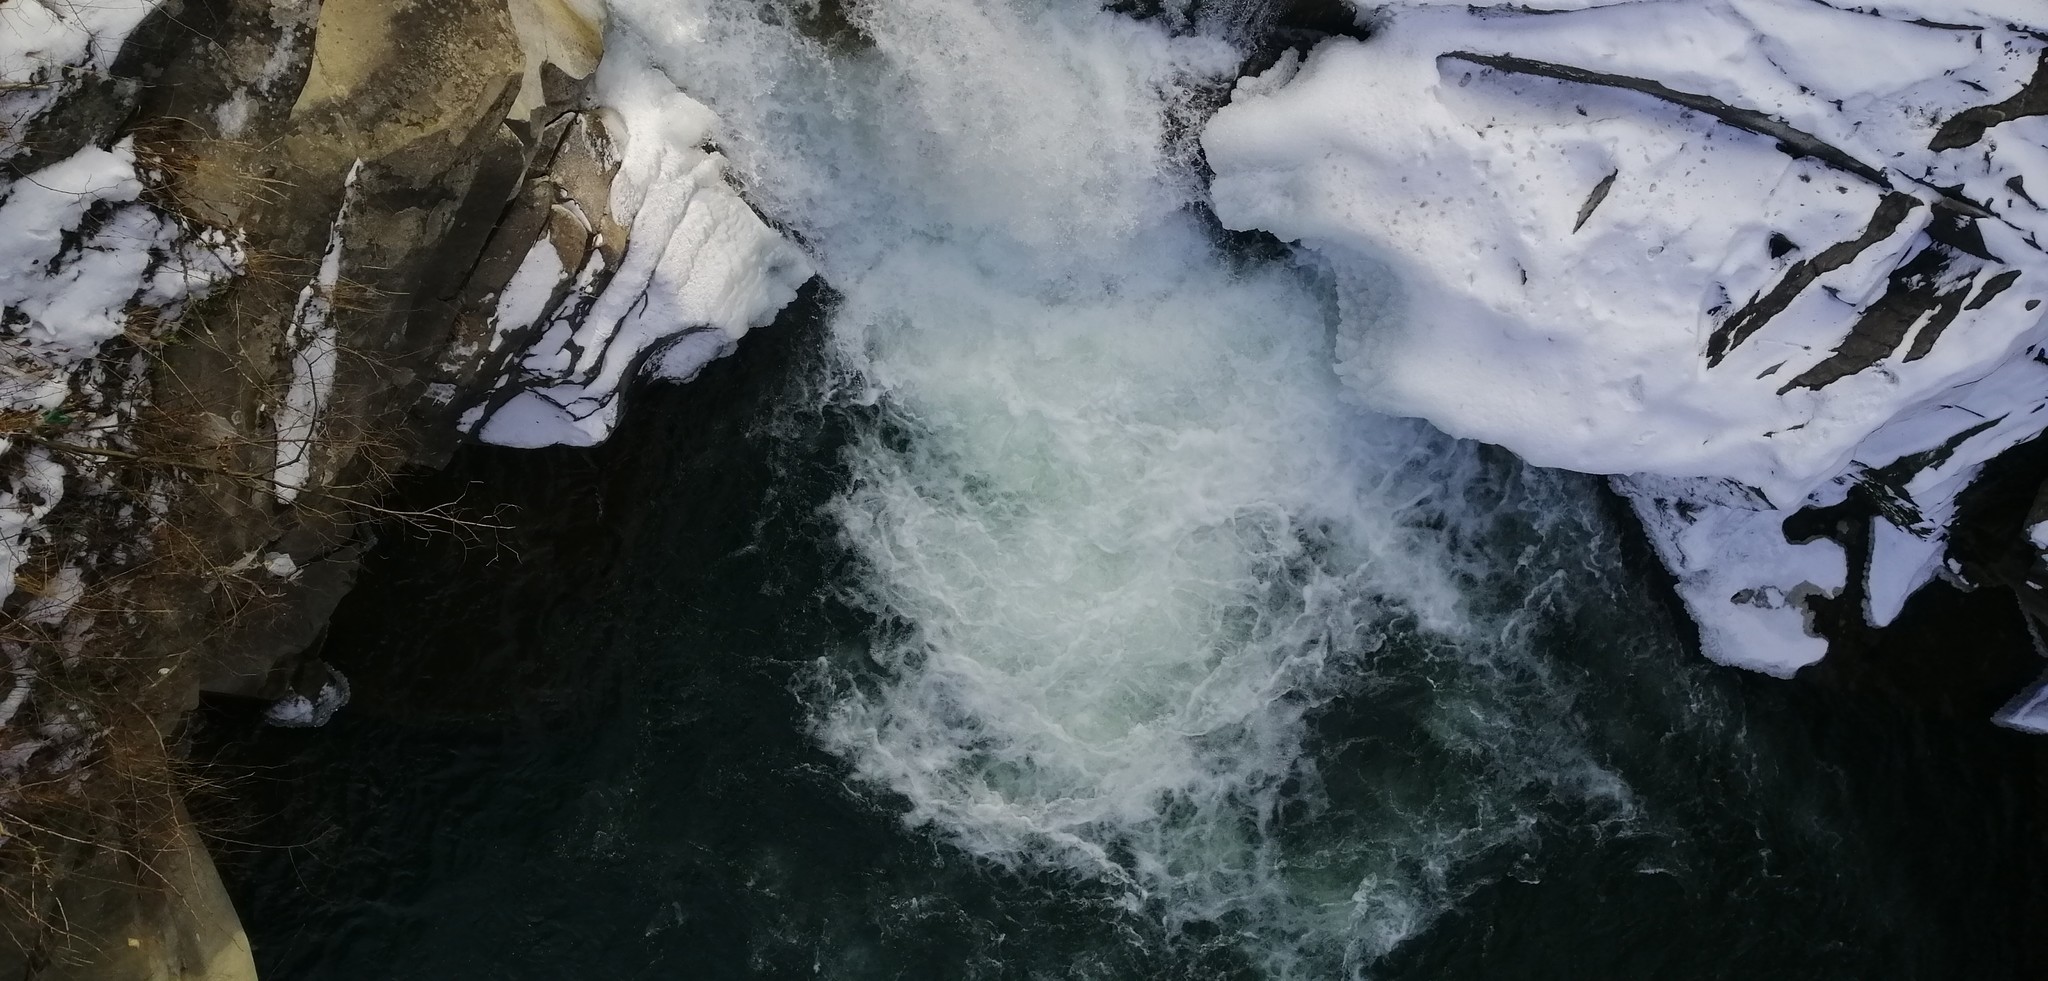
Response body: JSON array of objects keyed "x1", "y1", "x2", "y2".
[{"x1": 0, "y1": 0, "x2": 807, "y2": 976}]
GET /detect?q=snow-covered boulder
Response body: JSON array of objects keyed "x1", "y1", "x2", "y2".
[
  {"x1": 458, "y1": 49, "x2": 815, "y2": 449},
  {"x1": 1205, "y1": 0, "x2": 2048, "y2": 677}
]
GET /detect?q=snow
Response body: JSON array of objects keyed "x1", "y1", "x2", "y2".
[
  {"x1": 214, "y1": 90, "x2": 256, "y2": 138},
  {"x1": 273, "y1": 160, "x2": 363, "y2": 504},
  {"x1": 0, "y1": 0, "x2": 164, "y2": 161},
  {"x1": 1994, "y1": 673, "x2": 2048, "y2": 735},
  {"x1": 0, "y1": 451, "x2": 67, "y2": 609},
  {"x1": 18, "y1": 564, "x2": 85, "y2": 627},
  {"x1": 468, "y1": 47, "x2": 813, "y2": 448},
  {"x1": 0, "y1": 138, "x2": 234, "y2": 417},
  {"x1": 1618, "y1": 473, "x2": 1843, "y2": 676},
  {"x1": 263, "y1": 665, "x2": 351, "y2": 728},
  {"x1": 1205, "y1": 0, "x2": 2048, "y2": 675},
  {"x1": 1864, "y1": 516, "x2": 1945, "y2": 628},
  {"x1": 4, "y1": 142, "x2": 146, "y2": 357},
  {"x1": 487, "y1": 237, "x2": 569, "y2": 355},
  {"x1": 262, "y1": 552, "x2": 299, "y2": 579}
]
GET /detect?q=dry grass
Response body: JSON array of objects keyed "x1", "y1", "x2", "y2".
[
  {"x1": 0, "y1": 308, "x2": 514, "y2": 959},
  {"x1": 0, "y1": 196, "x2": 504, "y2": 971}
]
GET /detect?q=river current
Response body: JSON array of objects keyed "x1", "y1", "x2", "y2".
[{"x1": 205, "y1": 0, "x2": 2041, "y2": 977}]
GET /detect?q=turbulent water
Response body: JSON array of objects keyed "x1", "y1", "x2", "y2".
[
  {"x1": 206, "y1": 1, "x2": 2042, "y2": 978},
  {"x1": 608, "y1": 0, "x2": 1643, "y2": 972}
]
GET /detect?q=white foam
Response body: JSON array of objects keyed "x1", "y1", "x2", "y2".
[{"x1": 608, "y1": 0, "x2": 1631, "y2": 970}]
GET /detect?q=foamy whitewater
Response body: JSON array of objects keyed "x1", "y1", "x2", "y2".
[{"x1": 603, "y1": 0, "x2": 1637, "y2": 974}]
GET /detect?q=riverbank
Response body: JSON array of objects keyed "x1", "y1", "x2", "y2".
[{"x1": 0, "y1": 1, "x2": 620, "y2": 974}]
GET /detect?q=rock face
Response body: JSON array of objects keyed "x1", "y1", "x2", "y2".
[
  {"x1": 105, "y1": 0, "x2": 614, "y2": 705},
  {"x1": 0, "y1": 2, "x2": 243, "y2": 608},
  {"x1": 1204, "y1": 0, "x2": 2048, "y2": 687},
  {"x1": 26, "y1": 807, "x2": 256, "y2": 981},
  {"x1": 0, "y1": 0, "x2": 810, "y2": 975}
]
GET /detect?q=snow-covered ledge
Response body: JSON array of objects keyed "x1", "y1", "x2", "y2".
[
  {"x1": 1205, "y1": 0, "x2": 2048, "y2": 679},
  {"x1": 459, "y1": 47, "x2": 814, "y2": 449}
]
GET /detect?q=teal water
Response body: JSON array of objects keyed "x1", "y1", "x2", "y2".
[{"x1": 202, "y1": 292, "x2": 2041, "y2": 979}]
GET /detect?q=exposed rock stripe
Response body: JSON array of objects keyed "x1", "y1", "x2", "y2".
[
  {"x1": 1964, "y1": 268, "x2": 2023, "y2": 312},
  {"x1": 1709, "y1": 192, "x2": 1922, "y2": 365},
  {"x1": 1443, "y1": 51, "x2": 1892, "y2": 185},
  {"x1": 1930, "y1": 51, "x2": 2048, "y2": 151},
  {"x1": 1781, "y1": 241, "x2": 1975, "y2": 390},
  {"x1": 1573, "y1": 169, "x2": 1617, "y2": 233}
]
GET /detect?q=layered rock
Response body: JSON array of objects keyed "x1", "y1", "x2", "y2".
[
  {"x1": 0, "y1": 0, "x2": 811, "y2": 975},
  {"x1": 1204, "y1": 0, "x2": 2048, "y2": 697}
]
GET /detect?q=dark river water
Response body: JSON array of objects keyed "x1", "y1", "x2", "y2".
[{"x1": 197, "y1": 290, "x2": 2044, "y2": 980}]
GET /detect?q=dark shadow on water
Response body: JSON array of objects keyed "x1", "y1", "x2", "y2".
[
  {"x1": 195, "y1": 293, "x2": 1248, "y2": 980},
  {"x1": 194, "y1": 289, "x2": 2045, "y2": 979}
]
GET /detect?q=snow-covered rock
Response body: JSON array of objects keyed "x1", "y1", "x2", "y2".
[
  {"x1": 0, "y1": 3, "x2": 242, "y2": 608},
  {"x1": 263, "y1": 663, "x2": 350, "y2": 728},
  {"x1": 0, "y1": 0, "x2": 162, "y2": 164},
  {"x1": 461, "y1": 51, "x2": 814, "y2": 448},
  {"x1": 1205, "y1": 0, "x2": 2048, "y2": 678}
]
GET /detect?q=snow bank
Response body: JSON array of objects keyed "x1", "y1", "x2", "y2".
[
  {"x1": 0, "y1": 0, "x2": 162, "y2": 161},
  {"x1": 273, "y1": 160, "x2": 363, "y2": 504},
  {"x1": 1206, "y1": 0, "x2": 2048, "y2": 675},
  {"x1": 0, "y1": 1, "x2": 241, "y2": 608},
  {"x1": 464, "y1": 48, "x2": 814, "y2": 448}
]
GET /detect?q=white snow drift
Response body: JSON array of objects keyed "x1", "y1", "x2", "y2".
[{"x1": 1206, "y1": 0, "x2": 2048, "y2": 676}]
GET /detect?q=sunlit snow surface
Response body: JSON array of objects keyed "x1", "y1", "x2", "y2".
[
  {"x1": 469, "y1": 72, "x2": 813, "y2": 449},
  {"x1": 602, "y1": 0, "x2": 1636, "y2": 973},
  {"x1": 1205, "y1": 0, "x2": 2048, "y2": 675}
]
